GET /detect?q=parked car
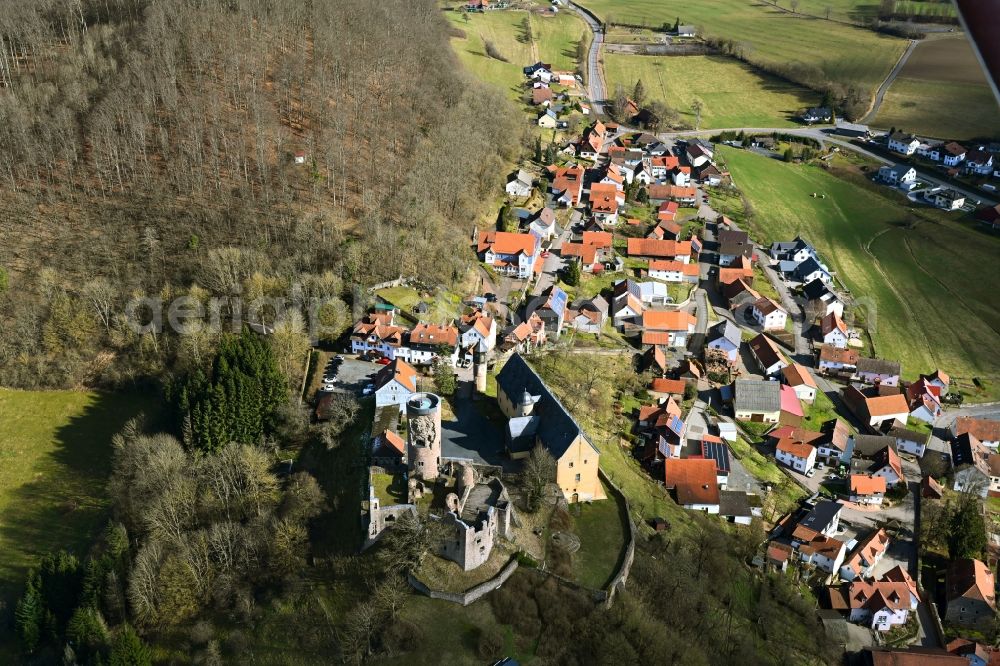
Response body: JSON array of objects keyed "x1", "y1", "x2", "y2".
[
  {"x1": 362, "y1": 384, "x2": 375, "y2": 396},
  {"x1": 334, "y1": 354, "x2": 344, "y2": 361},
  {"x1": 321, "y1": 383, "x2": 335, "y2": 392},
  {"x1": 376, "y1": 357, "x2": 391, "y2": 365},
  {"x1": 484, "y1": 293, "x2": 497, "y2": 302},
  {"x1": 804, "y1": 468, "x2": 816, "y2": 478},
  {"x1": 541, "y1": 250, "x2": 550, "y2": 258}
]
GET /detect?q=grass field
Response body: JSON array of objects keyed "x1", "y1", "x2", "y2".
[
  {"x1": 444, "y1": 7, "x2": 586, "y2": 100},
  {"x1": 571, "y1": 480, "x2": 628, "y2": 588},
  {"x1": 0, "y1": 390, "x2": 158, "y2": 607},
  {"x1": 579, "y1": 0, "x2": 907, "y2": 97},
  {"x1": 875, "y1": 34, "x2": 1000, "y2": 140},
  {"x1": 720, "y1": 146, "x2": 1000, "y2": 396},
  {"x1": 604, "y1": 54, "x2": 816, "y2": 129}
]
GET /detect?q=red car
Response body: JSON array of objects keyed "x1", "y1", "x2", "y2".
[
  {"x1": 540, "y1": 250, "x2": 551, "y2": 258},
  {"x1": 376, "y1": 357, "x2": 391, "y2": 365}
]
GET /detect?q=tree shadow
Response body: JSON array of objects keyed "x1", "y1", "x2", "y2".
[{"x1": 0, "y1": 391, "x2": 159, "y2": 632}]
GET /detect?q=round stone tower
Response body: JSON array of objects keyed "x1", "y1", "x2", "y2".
[
  {"x1": 406, "y1": 392, "x2": 442, "y2": 481},
  {"x1": 472, "y1": 349, "x2": 488, "y2": 395}
]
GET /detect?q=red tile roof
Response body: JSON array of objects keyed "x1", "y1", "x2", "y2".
[
  {"x1": 776, "y1": 437, "x2": 814, "y2": 459},
  {"x1": 664, "y1": 458, "x2": 720, "y2": 506},
  {"x1": 477, "y1": 230, "x2": 537, "y2": 256},
  {"x1": 627, "y1": 238, "x2": 693, "y2": 258}
]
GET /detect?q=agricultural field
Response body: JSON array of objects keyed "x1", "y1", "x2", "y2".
[
  {"x1": 874, "y1": 34, "x2": 1000, "y2": 140},
  {"x1": 604, "y1": 54, "x2": 817, "y2": 129},
  {"x1": 578, "y1": 0, "x2": 907, "y2": 96},
  {"x1": 720, "y1": 146, "x2": 1000, "y2": 397},
  {"x1": 443, "y1": 6, "x2": 586, "y2": 100},
  {"x1": 0, "y1": 390, "x2": 157, "y2": 610}
]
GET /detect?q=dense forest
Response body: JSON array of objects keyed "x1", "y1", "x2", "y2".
[{"x1": 0, "y1": 0, "x2": 521, "y2": 389}]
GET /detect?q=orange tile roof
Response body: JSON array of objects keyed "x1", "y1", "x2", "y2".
[
  {"x1": 409, "y1": 323, "x2": 458, "y2": 347},
  {"x1": 776, "y1": 437, "x2": 815, "y2": 459},
  {"x1": 664, "y1": 458, "x2": 719, "y2": 506},
  {"x1": 850, "y1": 474, "x2": 887, "y2": 495},
  {"x1": 955, "y1": 417, "x2": 1000, "y2": 442},
  {"x1": 650, "y1": 378, "x2": 686, "y2": 394},
  {"x1": 642, "y1": 309, "x2": 697, "y2": 331},
  {"x1": 781, "y1": 363, "x2": 817, "y2": 388},
  {"x1": 865, "y1": 393, "x2": 910, "y2": 417},
  {"x1": 641, "y1": 331, "x2": 672, "y2": 345},
  {"x1": 374, "y1": 358, "x2": 418, "y2": 392},
  {"x1": 478, "y1": 230, "x2": 537, "y2": 256},
  {"x1": 581, "y1": 231, "x2": 613, "y2": 248},
  {"x1": 561, "y1": 242, "x2": 598, "y2": 264},
  {"x1": 648, "y1": 259, "x2": 699, "y2": 276},
  {"x1": 627, "y1": 238, "x2": 693, "y2": 258}
]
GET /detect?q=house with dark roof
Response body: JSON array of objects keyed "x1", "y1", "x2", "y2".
[
  {"x1": 495, "y1": 354, "x2": 605, "y2": 502},
  {"x1": 816, "y1": 418, "x2": 852, "y2": 464},
  {"x1": 951, "y1": 433, "x2": 991, "y2": 498},
  {"x1": 946, "y1": 559, "x2": 996, "y2": 629},
  {"x1": 733, "y1": 378, "x2": 782, "y2": 423},
  {"x1": 886, "y1": 426, "x2": 929, "y2": 457},
  {"x1": 856, "y1": 358, "x2": 902, "y2": 386},
  {"x1": 748, "y1": 333, "x2": 789, "y2": 377}
]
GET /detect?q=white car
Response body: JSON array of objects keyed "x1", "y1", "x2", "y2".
[
  {"x1": 323, "y1": 375, "x2": 337, "y2": 384},
  {"x1": 804, "y1": 468, "x2": 816, "y2": 478},
  {"x1": 362, "y1": 384, "x2": 375, "y2": 396},
  {"x1": 321, "y1": 383, "x2": 336, "y2": 392}
]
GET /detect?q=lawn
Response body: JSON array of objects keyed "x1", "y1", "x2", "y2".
[
  {"x1": 444, "y1": 7, "x2": 586, "y2": 101},
  {"x1": 874, "y1": 34, "x2": 1000, "y2": 140},
  {"x1": 801, "y1": 389, "x2": 847, "y2": 431},
  {"x1": 728, "y1": 436, "x2": 806, "y2": 516},
  {"x1": 377, "y1": 285, "x2": 465, "y2": 324},
  {"x1": 579, "y1": 0, "x2": 907, "y2": 97},
  {"x1": 570, "y1": 480, "x2": 628, "y2": 589},
  {"x1": 721, "y1": 146, "x2": 1000, "y2": 399},
  {"x1": 604, "y1": 54, "x2": 815, "y2": 129},
  {"x1": 0, "y1": 390, "x2": 158, "y2": 610}
]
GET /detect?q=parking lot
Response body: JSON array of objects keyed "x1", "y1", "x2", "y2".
[{"x1": 313, "y1": 353, "x2": 384, "y2": 398}]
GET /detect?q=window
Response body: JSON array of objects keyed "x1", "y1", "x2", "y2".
[
  {"x1": 575, "y1": 473, "x2": 581, "y2": 482},
  {"x1": 568, "y1": 462, "x2": 574, "y2": 468}
]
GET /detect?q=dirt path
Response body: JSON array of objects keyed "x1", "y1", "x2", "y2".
[{"x1": 861, "y1": 38, "x2": 920, "y2": 124}]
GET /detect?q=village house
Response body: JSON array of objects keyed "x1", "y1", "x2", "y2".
[
  {"x1": 647, "y1": 259, "x2": 699, "y2": 283},
  {"x1": 706, "y1": 319, "x2": 742, "y2": 365},
  {"x1": 578, "y1": 120, "x2": 607, "y2": 161},
  {"x1": 931, "y1": 188, "x2": 966, "y2": 211},
  {"x1": 964, "y1": 147, "x2": 994, "y2": 176},
  {"x1": 770, "y1": 237, "x2": 819, "y2": 264},
  {"x1": 748, "y1": 333, "x2": 789, "y2": 377},
  {"x1": 789, "y1": 256, "x2": 832, "y2": 285},
  {"x1": 548, "y1": 163, "x2": 585, "y2": 206},
  {"x1": 850, "y1": 441, "x2": 904, "y2": 488},
  {"x1": 503, "y1": 314, "x2": 547, "y2": 352},
  {"x1": 530, "y1": 86, "x2": 553, "y2": 107},
  {"x1": 664, "y1": 458, "x2": 721, "y2": 513},
  {"x1": 477, "y1": 230, "x2": 540, "y2": 279},
  {"x1": 527, "y1": 207, "x2": 557, "y2": 240},
  {"x1": 371, "y1": 429, "x2": 407, "y2": 470},
  {"x1": 798, "y1": 534, "x2": 848, "y2": 574},
  {"x1": 588, "y1": 182, "x2": 625, "y2": 225},
  {"x1": 506, "y1": 169, "x2": 534, "y2": 197},
  {"x1": 372, "y1": 358, "x2": 419, "y2": 407},
  {"x1": 537, "y1": 108, "x2": 557, "y2": 128},
  {"x1": 779, "y1": 384, "x2": 805, "y2": 427},
  {"x1": 946, "y1": 559, "x2": 996, "y2": 630},
  {"x1": 567, "y1": 295, "x2": 609, "y2": 334},
  {"x1": 856, "y1": 358, "x2": 902, "y2": 386},
  {"x1": 951, "y1": 433, "x2": 993, "y2": 497},
  {"x1": 351, "y1": 312, "x2": 408, "y2": 360},
  {"x1": 458, "y1": 309, "x2": 497, "y2": 354},
  {"x1": 817, "y1": 345, "x2": 859, "y2": 375},
  {"x1": 751, "y1": 297, "x2": 788, "y2": 330},
  {"x1": 686, "y1": 139, "x2": 713, "y2": 167},
  {"x1": 496, "y1": 354, "x2": 604, "y2": 502},
  {"x1": 801, "y1": 107, "x2": 832, "y2": 124},
  {"x1": 405, "y1": 323, "x2": 459, "y2": 366},
  {"x1": 953, "y1": 417, "x2": 1000, "y2": 449},
  {"x1": 906, "y1": 377, "x2": 943, "y2": 424},
  {"x1": 627, "y1": 238, "x2": 694, "y2": 262},
  {"x1": 561, "y1": 233, "x2": 614, "y2": 273},
  {"x1": 839, "y1": 529, "x2": 890, "y2": 581},
  {"x1": 649, "y1": 377, "x2": 686, "y2": 401},
  {"x1": 842, "y1": 385, "x2": 910, "y2": 430},
  {"x1": 781, "y1": 363, "x2": 818, "y2": 403},
  {"x1": 941, "y1": 141, "x2": 968, "y2": 166},
  {"x1": 803, "y1": 278, "x2": 844, "y2": 318},
  {"x1": 886, "y1": 426, "x2": 929, "y2": 457},
  {"x1": 829, "y1": 576, "x2": 919, "y2": 631},
  {"x1": 849, "y1": 474, "x2": 886, "y2": 505},
  {"x1": 733, "y1": 378, "x2": 782, "y2": 423},
  {"x1": 776, "y1": 437, "x2": 817, "y2": 474},
  {"x1": 820, "y1": 311, "x2": 849, "y2": 349},
  {"x1": 887, "y1": 131, "x2": 921, "y2": 156},
  {"x1": 533, "y1": 286, "x2": 568, "y2": 339},
  {"x1": 877, "y1": 164, "x2": 917, "y2": 190},
  {"x1": 641, "y1": 309, "x2": 698, "y2": 347},
  {"x1": 717, "y1": 229, "x2": 753, "y2": 266},
  {"x1": 919, "y1": 369, "x2": 951, "y2": 396},
  {"x1": 816, "y1": 418, "x2": 852, "y2": 464}
]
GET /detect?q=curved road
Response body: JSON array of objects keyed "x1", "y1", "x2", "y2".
[
  {"x1": 569, "y1": 1, "x2": 607, "y2": 115},
  {"x1": 861, "y1": 39, "x2": 920, "y2": 124}
]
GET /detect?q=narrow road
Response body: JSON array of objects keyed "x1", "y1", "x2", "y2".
[
  {"x1": 568, "y1": 1, "x2": 606, "y2": 115},
  {"x1": 861, "y1": 39, "x2": 919, "y2": 124}
]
